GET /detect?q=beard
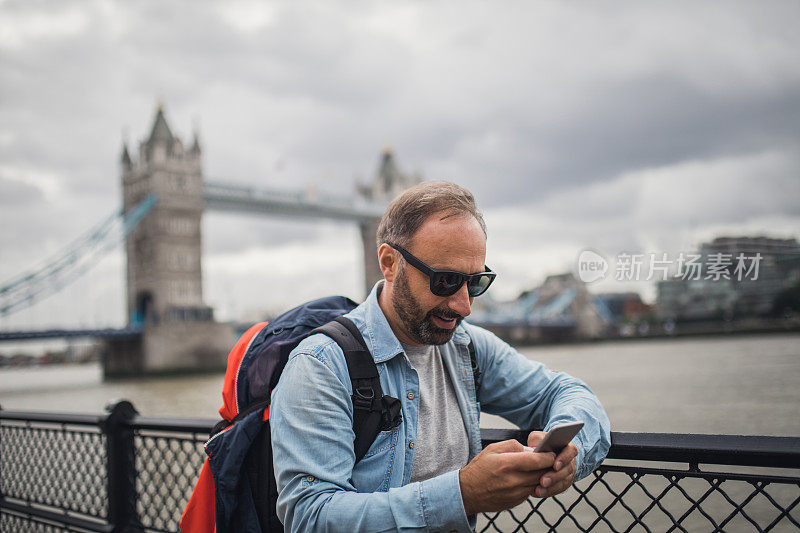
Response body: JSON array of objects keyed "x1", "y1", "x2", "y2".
[{"x1": 392, "y1": 264, "x2": 464, "y2": 345}]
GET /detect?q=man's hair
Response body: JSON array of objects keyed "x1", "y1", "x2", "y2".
[{"x1": 376, "y1": 181, "x2": 487, "y2": 249}]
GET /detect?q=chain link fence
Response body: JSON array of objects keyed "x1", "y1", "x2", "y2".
[
  {"x1": 2, "y1": 402, "x2": 799, "y2": 532},
  {"x1": 477, "y1": 466, "x2": 800, "y2": 532}
]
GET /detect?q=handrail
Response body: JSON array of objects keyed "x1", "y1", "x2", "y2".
[
  {"x1": 0, "y1": 409, "x2": 106, "y2": 426},
  {"x1": 481, "y1": 428, "x2": 800, "y2": 468},
  {"x1": 606, "y1": 431, "x2": 800, "y2": 468},
  {"x1": 131, "y1": 414, "x2": 217, "y2": 433}
]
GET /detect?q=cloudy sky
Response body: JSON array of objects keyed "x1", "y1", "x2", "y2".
[{"x1": 1, "y1": 0, "x2": 799, "y2": 330}]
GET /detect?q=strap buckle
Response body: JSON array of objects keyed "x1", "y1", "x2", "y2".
[{"x1": 352, "y1": 386, "x2": 375, "y2": 411}]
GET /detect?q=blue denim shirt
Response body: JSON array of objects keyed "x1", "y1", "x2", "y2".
[{"x1": 271, "y1": 283, "x2": 611, "y2": 532}]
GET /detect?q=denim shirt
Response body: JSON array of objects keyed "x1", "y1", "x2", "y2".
[{"x1": 271, "y1": 283, "x2": 611, "y2": 532}]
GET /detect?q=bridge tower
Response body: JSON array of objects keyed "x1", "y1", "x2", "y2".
[
  {"x1": 109, "y1": 105, "x2": 231, "y2": 377},
  {"x1": 358, "y1": 146, "x2": 420, "y2": 293},
  {"x1": 122, "y1": 104, "x2": 209, "y2": 326}
]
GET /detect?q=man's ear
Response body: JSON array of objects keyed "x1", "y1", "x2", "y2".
[{"x1": 377, "y1": 243, "x2": 399, "y2": 282}]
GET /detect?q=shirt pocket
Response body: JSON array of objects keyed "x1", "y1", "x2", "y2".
[{"x1": 351, "y1": 426, "x2": 400, "y2": 493}]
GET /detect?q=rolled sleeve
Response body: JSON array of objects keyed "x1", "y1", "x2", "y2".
[{"x1": 419, "y1": 470, "x2": 471, "y2": 532}]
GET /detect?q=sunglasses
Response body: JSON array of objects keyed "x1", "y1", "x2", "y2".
[{"x1": 387, "y1": 243, "x2": 496, "y2": 297}]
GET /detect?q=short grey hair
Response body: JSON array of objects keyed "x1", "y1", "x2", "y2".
[{"x1": 376, "y1": 181, "x2": 487, "y2": 249}]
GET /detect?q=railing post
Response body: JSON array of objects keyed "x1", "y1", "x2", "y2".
[
  {"x1": 103, "y1": 400, "x2": 142, "y2": 532},
  {"x1": 0, "y1": 403, "x2": 4, "y2": 511}
]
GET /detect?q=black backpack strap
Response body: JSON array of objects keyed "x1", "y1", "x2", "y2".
[
  {"x1": 467, "y1": 337, "x2": 481, "y2": 401},
  {"x1": 313, "y1": 317, "x2": 402, "y2": 462},
  {"x1": 209, "y1": 398, "x2": 272, "y2": 439}
]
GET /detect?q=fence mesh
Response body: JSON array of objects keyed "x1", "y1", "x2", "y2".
[
  {"x1": 0, "y1": 420, "x2": 108, "y2": 521},
  {"x1": 477, "y1": 465, "x2": 800, "y2": 532},
  {"x1": 0, "y1": 512, "x2": 85, "y2": 533},
  {"x1": 134, "y1": 430, "x2": 207, "y2": 533}
]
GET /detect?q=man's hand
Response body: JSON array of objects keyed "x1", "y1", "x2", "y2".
[
  {"x1": 527, "y1": 431, "x2": 578, "y2": 498},
  {"x1": 459, "y1": 439, "x2": 555, "y2": 515}
]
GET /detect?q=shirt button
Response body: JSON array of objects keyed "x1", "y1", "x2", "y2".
[
  {"x1": 407, "y1": 392, "x2": 414, "y2": 400},
  {"x1": 306, "y1": 475, "x2": 315, "y2": 482},
  {"x1": 409, "y1": 441, "x2": 415, "y2": 449}
]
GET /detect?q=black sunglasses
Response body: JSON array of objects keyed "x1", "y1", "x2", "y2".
[{"x1": 388, "y1": 243, "x2": 496, "y2": 297}]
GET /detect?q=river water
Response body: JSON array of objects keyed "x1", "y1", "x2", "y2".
[{"x1": 1, "y1": 332, "x2": 798, "y2": 436}]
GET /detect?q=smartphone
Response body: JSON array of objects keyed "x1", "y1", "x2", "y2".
[{"x1": 532, "y1": 422, "x2": 584, "y2": 454}]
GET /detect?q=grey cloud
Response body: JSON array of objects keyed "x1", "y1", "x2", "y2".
[
  {"x1": 203, "y1": 213, "x2": 355, "y2": 254},
  {"x1": 415, "y1": 75, "x2": 800, "y2": 208},
  {"x1": 8, "y1": 1, "x2": 797, "y2": 206},
  {"x1": 0, "y1": 176, "x2": 43, "y2": 206}
]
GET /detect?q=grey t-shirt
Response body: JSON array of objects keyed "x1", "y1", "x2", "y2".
[{"x1": 401, "y1": 342, "x2": 470, "y2": 483}]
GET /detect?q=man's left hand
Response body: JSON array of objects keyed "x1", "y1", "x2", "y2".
[{"x1": 526, "y1": 431, "x2": 578, "y2": 498}]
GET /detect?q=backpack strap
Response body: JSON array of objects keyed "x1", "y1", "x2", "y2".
[
  {"x1": 209, "y1": 398, "x2": 271, "y2": 438},
  {"x1": 467, "y1": 338, "x2": 481, "y2": 401},
  {"x1": 313, "y1": 317, "x2": 402, "y2": 462}
]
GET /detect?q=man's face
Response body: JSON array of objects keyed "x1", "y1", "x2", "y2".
[{"x1": 389, "y1": 213, "x2": 487, "y2": 345}]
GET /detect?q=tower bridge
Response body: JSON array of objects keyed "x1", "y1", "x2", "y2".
[
  {"x1": 1, "y1": 106, "x2": 594, "y2": 377},
  {"x1": 0, "y1": 106, "x2": 416, "y2": 377},
  {"x1": 102, "y1": 106, "x2": 417, "y2": 377}
]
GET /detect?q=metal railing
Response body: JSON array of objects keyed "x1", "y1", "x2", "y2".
[{"x1": 1, "y1": 402, "x2": 798, "y2": 532}]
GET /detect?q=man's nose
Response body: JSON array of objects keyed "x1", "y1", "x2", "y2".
[{"x1": 447, "y1": 283, "x2": 472, "y2": 318}]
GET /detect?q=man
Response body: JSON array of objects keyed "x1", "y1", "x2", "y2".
[{"x1": 271, "y1": 181, "x2": 611, "y2": 532}]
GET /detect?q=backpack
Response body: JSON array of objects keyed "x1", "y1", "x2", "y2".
[{"x1": 180, "y1": 295, "x2": 480, "y2": 533}]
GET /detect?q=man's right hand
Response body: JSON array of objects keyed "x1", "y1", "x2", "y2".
[{"x1": 458, "y1": 439, "x2": 555, "y2": 515}]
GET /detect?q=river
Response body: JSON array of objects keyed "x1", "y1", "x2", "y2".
[{"x1": 1, "y1": 332, "x2": 798, "y2": 437}]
